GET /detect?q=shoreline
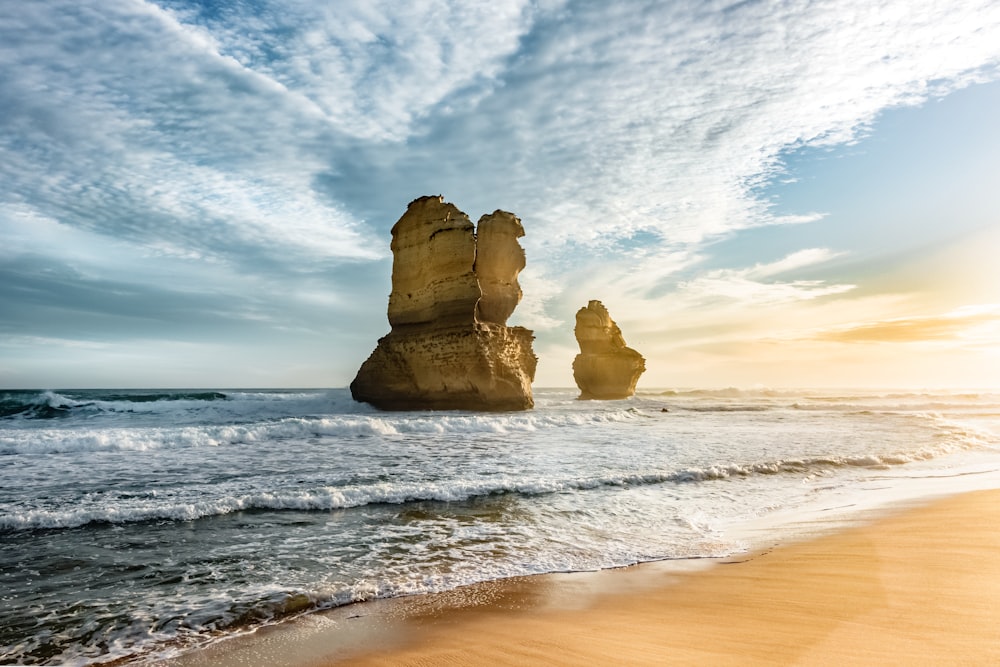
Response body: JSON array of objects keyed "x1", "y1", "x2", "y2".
[{"x1": 161, "y1": 486, "x2": 1000, "y2": 666}]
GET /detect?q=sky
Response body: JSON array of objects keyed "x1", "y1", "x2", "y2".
[{"x1": 1, "y1": 0, "x2": 999, "y2": 390}]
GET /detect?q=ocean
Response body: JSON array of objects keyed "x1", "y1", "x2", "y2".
[{"x1": 2, "y1": 387, "x2": 999, "y2": 665}]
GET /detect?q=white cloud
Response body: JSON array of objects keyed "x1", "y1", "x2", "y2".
[
  {"x1": 160, "y1": 0, "x2": 543, "y2": 141},
  {"x1": 5, "y1": 0, "x2": 1000, "y2": 266},
  {"x1": 745, "y1": 248, "x2": 846, "y2": 279},
  {"x1": 487, "y1": 0, "x2": 1000, "y2": 249},
  {"x1": 679, "y1": 274, "x2": 855, "y2": 306},
  {"x1": 0, "y1": 0, "x2": 378, "y2": 265},
  {"x1": 3, "y1": 0, "x2": 1000, "y2": 386},
  {"x1": 510, "y1": 267, "x2": 564, "y2": 331},
  {"x1": 675, "y1": 249, "x2": 854, "y2": 305}
]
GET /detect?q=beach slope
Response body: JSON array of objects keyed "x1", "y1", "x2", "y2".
[{"x1": 339, "y1": 489, "x2": 1000, "y2": 666}]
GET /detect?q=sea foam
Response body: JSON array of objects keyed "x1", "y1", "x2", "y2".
[{"x1": 3, "y1": 387, "x2": 999, "y2": 666}]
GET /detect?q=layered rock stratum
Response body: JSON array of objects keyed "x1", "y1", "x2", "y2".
[
  {"x1": 351, "y1": 196, "x2": 536, "y2": 411},
  {"x1": 572, "y1": 300, "x2": 645, "y2": 400}
]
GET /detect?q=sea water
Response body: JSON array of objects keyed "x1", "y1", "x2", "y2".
[{"x1": 1, "y1": 387, "x2": 999, "y2": 665}]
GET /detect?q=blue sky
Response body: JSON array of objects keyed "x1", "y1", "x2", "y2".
[{"x1": 2, "y1": 0, "x2": 999, "y2": 389}]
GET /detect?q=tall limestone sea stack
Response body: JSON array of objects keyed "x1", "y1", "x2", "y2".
[
  {"x1": 572, "y1": 300, "x2": 645, "y2": 399},
  {"x1": 351, "y1": 196, "x2": 537, "y2": 411}
]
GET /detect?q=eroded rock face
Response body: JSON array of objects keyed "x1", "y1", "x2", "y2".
[
  {"x1": 388, "y1": 196, "x2": 479, "y2": 329},
  {"x1": 351, "y1": 196, "x2": 536, "y2": 411},
  {"x1": 474, "y1": 210, "x2": 525, "y2": 325},
  {"x1": 572, "y1": 300, "x2": 645, "y2": 400},
  {"x1": 350, "y1": 323, "x2": 537, "y2": 411}
]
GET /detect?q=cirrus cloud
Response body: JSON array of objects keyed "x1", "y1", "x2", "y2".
[{"x1": 3, "y1": 0, "x2": 1000, "y2": 387}]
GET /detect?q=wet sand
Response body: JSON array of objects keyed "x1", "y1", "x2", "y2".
[{"x1": 166, "y1": 489, "x2": 1000, "y2": 666}]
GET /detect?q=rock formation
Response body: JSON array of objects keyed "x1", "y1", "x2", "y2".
[
  {"x1": 475, "y1": 210, "x2": 526, "y2": 325},
  {"x1": 572, "y1": 300, "x2": 645, "y2": 400},
  {"x1": 351, "y1": 196, "x2": 537, "y2": 411}
]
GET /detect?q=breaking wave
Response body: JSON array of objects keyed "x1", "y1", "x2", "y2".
[
  {"x1": 2, "y1": 442, "x2": 982, "y2": 532},
  {"x1": 0, "y1": 409, "x2": 649, "y2": 454},
  {"x1": 0, "y1": 389, "x2": 233, "y2": 419}
]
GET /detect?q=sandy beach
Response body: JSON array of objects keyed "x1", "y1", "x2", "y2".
[
  {"x1": 166, "y1": 487, "x2": 1000, "y2": 667},
  {"x1": 332, "y1": 489, "x2": 1000, "y2": 666}
]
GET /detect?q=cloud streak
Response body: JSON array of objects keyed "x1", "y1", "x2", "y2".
[
  {"x1": 378, "y1": 0, "x2": 1000, "y2": 248},
  {"x1": 0, "y1": 0, "x2": 377, "y2": 268},
  {"x1": 5, "y1": 1, "x2": 1000, "y2": 264},
  {"x1": 812, "y1": 306, "x2": 1000, "y2": 345},
  {"x1": 677, "y1": 249, "x2": 855, "y2": 306},
  {"x1": 2, "y1": 0, "x2": 1000, "y2": 386}
]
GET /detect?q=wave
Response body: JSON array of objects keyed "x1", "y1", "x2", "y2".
[
  {"x1": 7, "y1": 388, "x2": 998, "y2": 422},
  {"x1": 642, "y1": 388, "x2": 1000, "y2": 415},
  {"x1": 0, "y1": 407, "x2": 650, "y2": 454},
  {"x1": 674, "y1": 405, "x2": 772, "y2": 412},
  {"x1": 0, "y1": 388, "x2": 351, "y2": 423},
  {"x1": 2, "y1": 441, "x2": 981, "y2": 532},
  {"x1": 0, "y1": 389, "x2": 228, "y2": 419}
]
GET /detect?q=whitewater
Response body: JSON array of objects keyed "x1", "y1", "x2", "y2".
[{"x1": 2, "y1": 387, "x2": 999, "y2": 665}]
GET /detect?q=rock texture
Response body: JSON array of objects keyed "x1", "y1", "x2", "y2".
[
  {"x1": 387, "y1": 197, "x2": 479, "y2": 329},
  {"x1": 572, "y1": 300, "x2": 645, "y2": 400},
  {"x1": 474, "y1": 210, "x2": 525, "y2": 325},
  {"x1": 351, "y1": 196, "x2": 536, "y2": 411}
]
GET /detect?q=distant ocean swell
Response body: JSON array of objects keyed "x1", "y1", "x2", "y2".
[
  {"x1": 5, "y1": 388, "x2": 1000, "y2": 421},
  {"x1": 654, "y1": 388, "x2": 997, "y2": 401}
]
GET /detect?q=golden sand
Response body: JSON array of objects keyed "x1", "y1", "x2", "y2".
[{"x1": 330, "y1": 489, "x2": 1000, "y2": 666}]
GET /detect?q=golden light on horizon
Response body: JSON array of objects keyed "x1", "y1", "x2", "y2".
[{"x1": 814, "y1": 305, "x2": 1000, "y2": 346}]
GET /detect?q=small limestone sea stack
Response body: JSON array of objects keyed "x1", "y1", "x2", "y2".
[
  {"x1": 572, "y1": 300, "x2": 645, "y2": 400},
  {"x1": 351, "y1": 196, "x2": 537, "y2": 411}
]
